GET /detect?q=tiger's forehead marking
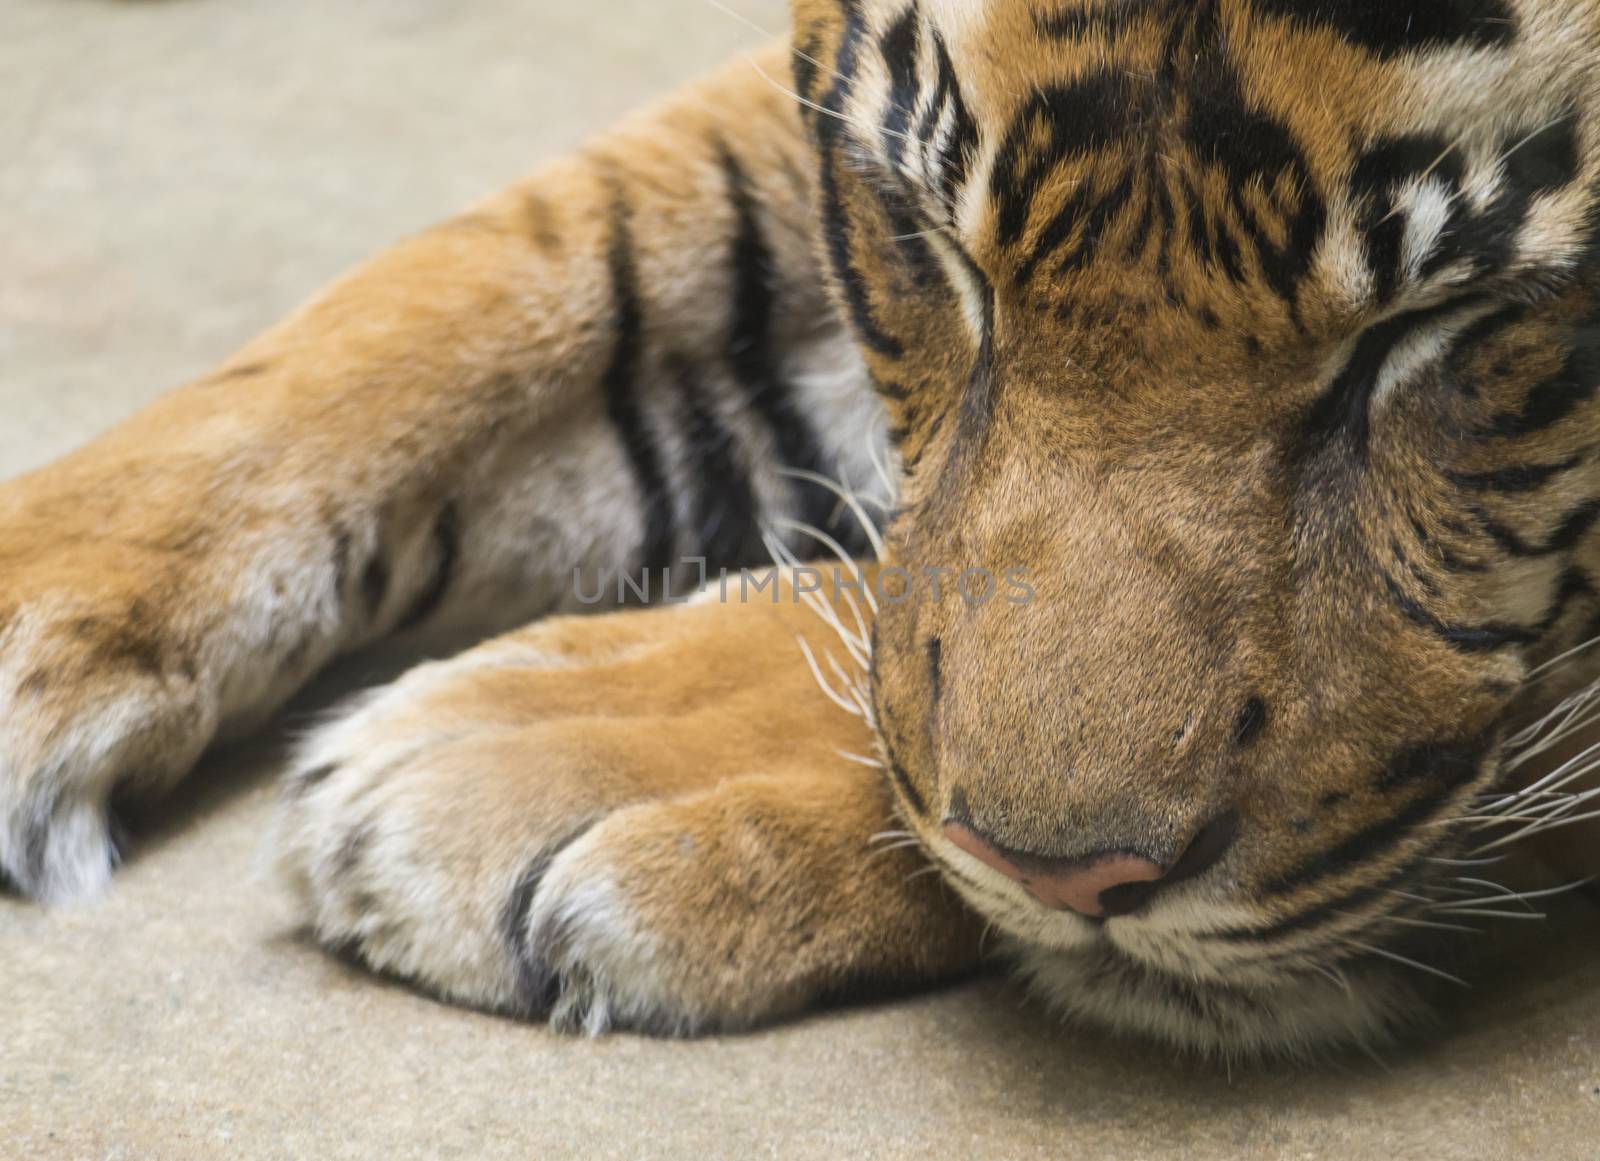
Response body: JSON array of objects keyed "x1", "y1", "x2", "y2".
[{"x1": 1251, "y1": 0, "x2": 1518, "y2": 58}]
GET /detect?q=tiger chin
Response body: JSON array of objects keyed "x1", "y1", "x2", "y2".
[{"x1": 5, "y1": 0, "x2": 1600, "y2": 1063}]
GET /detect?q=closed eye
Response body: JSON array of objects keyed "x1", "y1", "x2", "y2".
[{"x1": 1298, "y1": 295, "x2": 1497, "y2": 458}]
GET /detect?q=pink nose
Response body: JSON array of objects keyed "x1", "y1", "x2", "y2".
[{"x1": 942, "y1": 822, "x2": 1166, "y2": 918}]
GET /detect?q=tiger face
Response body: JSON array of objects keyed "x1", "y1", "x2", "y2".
[{"x1": 792, "y1": 0, "x2": 1600, "y2": 1052}]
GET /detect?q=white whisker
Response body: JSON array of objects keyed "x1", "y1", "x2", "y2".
[
  {"x1": 841, "y1": 750, "x2": 887, "y2": 770},
  {"x1": 1424, "y1": 907, "x2": 1547, "y2": 921},
  {"x1": 775, "y1": 468, "x2": 888, "y2": 563},
  {"x1": 742, "y1": 54, "x2": 918, "y2": 148},
  {"x1": 795, "y1": 634, "x2": 865, "y2": 718},
  {"x1": 1336, "y1": 938, "x2": 1470, "y2": 988}
]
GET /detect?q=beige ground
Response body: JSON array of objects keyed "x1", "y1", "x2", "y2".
[{"x1": 2, "y1": 2, "x2": 1598, "y2": 1157}]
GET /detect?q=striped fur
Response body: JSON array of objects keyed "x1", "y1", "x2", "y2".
[{"x1": 7, "y1": 1, "x2": 1600, "y2": 1058}]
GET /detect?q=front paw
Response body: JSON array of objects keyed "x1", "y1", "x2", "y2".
[
  {"x1": 273, "y1": 610, "x2": 978, "y2": 1033},
  {"x1": 270, "y1": 676, "x2": 809, "y2": 1031},
  {"x1": 279, "y1": 754, "x2": 944, "y2": 1035},
  {"x1": 273, "y1": 693, "x2": 608, "y2": 1016},
  {"x1": 0, "y1": 581, "x2": 219, "y2": 901}
]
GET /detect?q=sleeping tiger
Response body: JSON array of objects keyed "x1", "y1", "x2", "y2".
[{"x1": 5, "y1": 0, "x2": 1600, "y2": 1059}]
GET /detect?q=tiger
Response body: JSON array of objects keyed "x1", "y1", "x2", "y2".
[{"x1": 5, "y1": 0, "x2": 1600, "y2": 1060}]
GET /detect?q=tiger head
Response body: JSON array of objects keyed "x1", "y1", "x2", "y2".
[{"x1": 790, "y1": 0, "x2": 1600, "y2": 1055}]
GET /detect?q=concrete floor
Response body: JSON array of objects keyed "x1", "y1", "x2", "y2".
[{"x1": 3, "y1": 1, "x2": 1599, "y2": 1157}]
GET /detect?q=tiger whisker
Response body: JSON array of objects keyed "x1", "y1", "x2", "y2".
[
  {"x1": 1472, "y1": 802, "x2": 1600, "y2": 852},
  {"x1": 978, "y1": 920, "x2": 999, "y2": 957},
  {"x1": 867, "y1": 839, "x2": 928, "y2": 863},
  {"x1": 1447, "y1": 875, "x2": 1526, "y2": 900},
  {"x1": 743, "y1": 54, "x2": 920, "y2": 149},
  {"x1": 1335, "y1": 938, "x2": 1470, "y2": 988},
  {"x1": 795, "y1": 634, "x2": 867, "y2": 719},
  {"x1": 762, "y1": 531, "x2": 873, "y2": 671},
  {"x1": 1427, "y1": 878, "x2": 1595, "y2": 910},
  {"x1": 1504, "y1": 698, "x2": 1600, "y2": 767},
  {"x1": 1424, "y1": 907, "x2": 1547, "y2": 921},
  {"x1": 763, "y1": 529, "x2": 872, "y2": 661},
  {"x1": 1380, "y1": 887, "x2": 1440, "y2": 905},
  {"x1": 1521, "y1": 630, "x2": 1600, "y2": 683},
  {"x1": 824, "y1": 648, "x2": 867, "y2": 700},
  {"x1": 1347, "y1": 910, "x2": 1481, "y2": 936},
  {"x1": 864, "y1": 419, "x2": 900, "y2": 505},
  {"x1": 842, "y1": 750, "x2": 887, "y2": 770},
  {"x1": 774, "y1": 468, "x2": 888, "y2": 564}
]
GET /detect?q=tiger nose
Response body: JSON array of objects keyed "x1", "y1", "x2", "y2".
[{"x1": 941, "y1": 814, "x2": 1238, "y2": 918}]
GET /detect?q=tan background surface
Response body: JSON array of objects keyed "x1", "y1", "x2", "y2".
[{"x1": 3, "y1": 2, "x2": 1598, "y2": 1157}]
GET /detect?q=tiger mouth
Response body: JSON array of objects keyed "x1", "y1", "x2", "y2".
[
  {"x1": 917, "y1": 748, "x2": 1596, "y2": 1058},
  {"x1": 935, "y1": 853, "x2": 1455, "y2": 1057}
]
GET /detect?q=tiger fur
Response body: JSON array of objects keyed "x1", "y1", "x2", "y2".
[{"x1": 5, "y1": 0, "x2": 1600, "y2": 1058}]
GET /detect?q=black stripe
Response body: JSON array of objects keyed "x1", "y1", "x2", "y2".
[
  {"x1": 1181, "y1": 48, "x2": 1324, "y2": 312},
  {"x1": 1253, "y1": 0, "x2": 1517, "y2": 59},
  {"x1": 720, "y1": 145, "x2": 861, "y2": 547},
  {"x1": 1505, "y1": 112, "x2": 1582, "y2": 197},
  {"x1": 1300, "y1": 297, "x2": 1482, "y2": 458},
  {"x1": 332, "y1": 528, "x2": 353, "y2": 606},
  {"x1": 952, "y1": 279, "x2": 997, "y2": 454},
  {"x1": 1213, "y1": 844, "x2": 1437, "y2": 944},
  {"x1": 1262, "y1": 740, "x2": 1490, "y2": 897},
  {"x1": 1447, "y1": 455, "x2": 1580, "y2": 493},
  {"x1": 1350, "y1": 135, "x2": 1462, "y2": 306},
  {"x1": 815, "y1": 0, "x2": 904, "y2": 360},
  {"x1": 1385, "y1": 575, "x2": 1537, "y2": 652},
  {"x1": 991, "y1": 73, "x2": 1144, "y2": 250},
  {"x1": 1233, "y1": 697, "x2": 1268, "y2": 747},
  {"x1": 1013, "y1": 183, "x2": 1091, "y2": 288},
  {"x1": 879, "y1": 5, "x2": 921, "y2": 168},
  {"x1": 670, "y1": 363, "x2": 764, "y2": 568},
  {"x1": 1122, "y1": 172, "x2": 1157, "y2": 260},
  {"x1": 1376, "y1": 735, "x2": 1491, "y2": 794},
  {"x1": 1476, "y1": 496, "x2": 1600, "y2": 557},
  {"x1": 1479, "y1": 330, "x2": 1600, "y2": 438},
  {"x1": 400, "y1": 502, "x2": 460, "y2": 629},
  {"x1": 500, "y1": 824, "x2": 599, "y2": 1016},
  {"x1": 888, "y1": 760, "x2": 928, "y2": 817},
  {"x1": 203, "y1": 361, "x2": 272, "y2": 383},
  {"x1": 1535, "y1": 566, "x2": 1594, "y2": 632},
  {"x1": 1548, "y1": 567, "x2": 1596, "y2": 628},
  {"x1": 602, "y1": 191, "x2": 678, "y2": 575},
  {"x1": 877, "y1": 721, "x2": 928, "y2": 818},
  {"x1": 922, "y1": 30, "x2": 978, "y2": 210},
  {"x1": 289, "y1": 764, "x2": 337, "y2": 796},
  {"x1": 1430, "y1": 115, "x2": 1581, "y2": 285},
  {"x1": 1057, "y1": 170, "x2": 1137, "y2": 275},
  {"x1": 792, "y1": 32, "x2": 823, "y2": 107},
  {"x1": 1033, "y1": 0, "x2": 1156, "y2": 39},
  {"x1": 361, "y1": 551, "x2": 389, "y2": 620},
  {"x1": 1447, "y1": 304, "x2": 1526, "y2": 398}
]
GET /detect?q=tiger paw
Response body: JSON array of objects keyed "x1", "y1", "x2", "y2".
[
  {"x1": 0, "y1": 520, "x2": 228, "y2": 902},
  {"x1": 273, "y1": 594, "x2": 981, "y2": 1031}
]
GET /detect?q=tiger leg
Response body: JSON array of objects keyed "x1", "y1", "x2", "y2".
[
  {"x1": 1, "y1": 44, "x2": 880, "y2": 902},
  {"x1": 274, "y1": 574, "x2": 983, "y2": 1031}
]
